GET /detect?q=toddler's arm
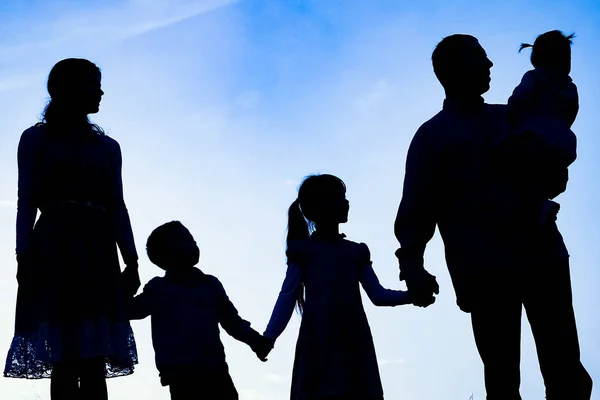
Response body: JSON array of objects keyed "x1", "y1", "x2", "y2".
[
  {"x1": 263, "y1": 263, "x2": 302, "y2": 341},
  {"x1": 359, "y1": 264, "x2": 411, "y2": 307},
  {"x1": 507, "y1": 70, "x2": 537, "y2": 116}
]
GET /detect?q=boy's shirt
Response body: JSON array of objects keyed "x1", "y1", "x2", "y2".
[{"x1": 130, "y1": 267, "x2": 261, "y2": 373}]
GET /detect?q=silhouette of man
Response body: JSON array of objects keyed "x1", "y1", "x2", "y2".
[{"x1": 394, "y1": 34, "x2": 592, "y2": 400}]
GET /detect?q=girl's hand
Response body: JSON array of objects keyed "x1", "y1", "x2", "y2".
[
  {"x1": 409, "y1": 291, "x2": 436, "y2": 308},
  {"x1": 252, "y1": 335, "x2": 275, "y2": 362}
]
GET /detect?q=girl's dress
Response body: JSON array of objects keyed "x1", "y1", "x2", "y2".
[
  {"x1": 265, "y1": 232, "x2": 410, "y2": 400},
  {"x1": 4, "y1": 124, "x2": 139, "y2": 379}
]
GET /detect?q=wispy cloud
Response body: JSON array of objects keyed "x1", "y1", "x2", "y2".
[{"x1": 0, "y1": 0, "x2": 240, "y2": 64}]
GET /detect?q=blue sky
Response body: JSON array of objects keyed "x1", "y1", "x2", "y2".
[{"x1": 0, "y1": 1, "x2": 598, "y2": 399}]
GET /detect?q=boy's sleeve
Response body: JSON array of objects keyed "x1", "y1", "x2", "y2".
[
  {"x1": 129, "y1": 278, "x2": 158, "y2": 320},
  {"x1": 214, "y1": 278, "x2": 262, "y2": 346}
]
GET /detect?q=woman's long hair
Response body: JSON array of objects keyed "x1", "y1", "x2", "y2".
[
  {"x1": 286, "y1": 174, "x2": 347, "y2": 315},
  {"x1": 37, "y1": 58, "x2": 104, "y2": 136}
]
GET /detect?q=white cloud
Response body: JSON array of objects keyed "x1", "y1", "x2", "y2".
[
  {"x1": 379, "y1": 358, "x2": 407, "y2": 366},
  {"x1": 262, "y1": 372, "x2": 287, "y2": 383},
  {"x1": 237, "y1": 389, "x2": 270, "y2": 400}
]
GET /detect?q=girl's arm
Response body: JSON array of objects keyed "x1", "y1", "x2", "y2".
[
  {"x1": 359, "y1": 263, "x2": 411, "y2": 307},
  {"x1": 263, "y1": 262, "x2": 302, "y2": 341}
]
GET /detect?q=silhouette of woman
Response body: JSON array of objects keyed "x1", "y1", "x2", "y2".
[
  {"x1": 263, "y1": 174, "x2": 432, "y2": 400},
  {"x1": 3, "y1": 58, "x2": 140, "y2": 400}
]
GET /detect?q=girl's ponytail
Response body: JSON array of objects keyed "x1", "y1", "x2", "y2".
[
  {"x1": 286, "y1": 199, "x2": 308, "y2": 315},
  {"x1": 286, "y1": 199, "x2": 309, "y2": 245}
]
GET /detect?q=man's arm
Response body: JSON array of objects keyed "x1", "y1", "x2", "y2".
[{"x1": 394, "y1": 125, "x2": 440, "y2": 304}]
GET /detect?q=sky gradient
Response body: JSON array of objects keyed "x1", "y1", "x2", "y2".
[{"x1": 0, "y1": 1, "x2": 598, "y2": 399}]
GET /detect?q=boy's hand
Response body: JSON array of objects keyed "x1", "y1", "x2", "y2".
[{"x1": 252, "y1": 335, "x2": 274, "y2": 362}]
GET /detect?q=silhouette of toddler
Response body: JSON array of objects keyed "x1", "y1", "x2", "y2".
[{"x1": 505, "y1": 30, "x2": 578, "y2": 226}]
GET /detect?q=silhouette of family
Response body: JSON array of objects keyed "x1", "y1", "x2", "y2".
[{"x1": 3, "y1": 31, "x2": 593, "y2": 400}]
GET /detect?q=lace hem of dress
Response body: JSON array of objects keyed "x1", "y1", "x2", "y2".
[{"x1": 4, "y1": 319, "x2": 138, "y2": 379}]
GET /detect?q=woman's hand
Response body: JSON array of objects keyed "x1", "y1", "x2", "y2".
[{"x1": 121, "y1": 261, "x2": 141, "y2": 297}]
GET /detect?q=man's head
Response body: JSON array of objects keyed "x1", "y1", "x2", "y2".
[{"x1": 432, "y1": 34, "x2": 493, "y2": 97}]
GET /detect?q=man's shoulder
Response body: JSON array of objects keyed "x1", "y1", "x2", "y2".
[
  {"x1": 411, "y1": 110, "x2": 449, "y2": 144},
  {"x1": 484, "y1": 102, "x2": 509, "y2": 117}
]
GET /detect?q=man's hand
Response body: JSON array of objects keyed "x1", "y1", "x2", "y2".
[{"x1": 402, "y1": 269, "x2": 439, "y2": 308}]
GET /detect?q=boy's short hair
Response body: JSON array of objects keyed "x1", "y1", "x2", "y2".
[{"x1": 146, "y1": 221, "x2": 185, "y2": 269}]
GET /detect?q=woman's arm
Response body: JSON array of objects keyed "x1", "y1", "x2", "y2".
[
  {"x1": 109, "y1": 139, "x2": 138, "y2": 267},
  {"x1": 263, "y1": 263, "x2": 302, "y2": 341},
  {"x1": 129, "y1": 279, "x2": 157, "y2": 320},
  {"x1": 359, "y1": 263, "x2": 411, "y2": 307},
  {"x1": 16, "y1": 128, "x2": 40, "y2": 256}
]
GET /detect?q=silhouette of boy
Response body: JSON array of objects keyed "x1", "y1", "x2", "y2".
[{"x1": 129, "y1": 221, "x2": 272, "y2": 400}]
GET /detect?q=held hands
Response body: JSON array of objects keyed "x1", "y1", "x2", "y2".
[
  {"x1": 251, "y1": 335, "x2": 275, "y2": 362},
  {"x1": 121, "y1": 260, "x2": 141, "y2": 298},
  {"x1": 402, "y1": 268, "x2": 439, "y2": 308}
]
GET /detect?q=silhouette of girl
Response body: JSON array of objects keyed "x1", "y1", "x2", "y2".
[
  {"x1": 4, "y1": 58, "x2": 140, "y2": 400},
  {"x1": 263, "y1": 174, "x2": 432, "y2": 400}
]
